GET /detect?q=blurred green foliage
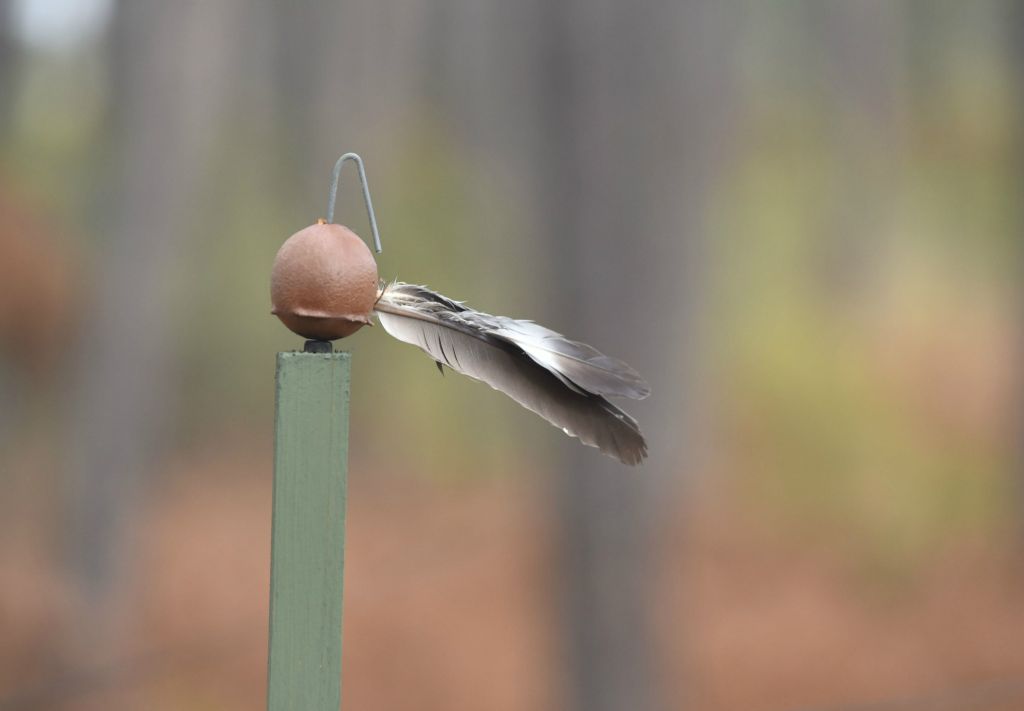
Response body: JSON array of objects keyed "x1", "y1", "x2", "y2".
[
  {"x1": 713, "y1": 7, "x2": 1019, "y2": 570},
  {"x1": 2, "y1": 0, "x2": 1020, "y2": 571}
]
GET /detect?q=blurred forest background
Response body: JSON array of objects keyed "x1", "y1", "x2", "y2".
[{"x1": 1, "y1": 1, "x2": 1023, "y2": 710}]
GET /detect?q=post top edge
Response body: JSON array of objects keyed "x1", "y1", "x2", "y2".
[{"x1": 277, "y1": 350, "x2": 352, "y2": 361}]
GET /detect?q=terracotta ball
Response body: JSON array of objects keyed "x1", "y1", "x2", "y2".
[{"x1": 271, "y1": 220, "x2": 378, "y2": 340}]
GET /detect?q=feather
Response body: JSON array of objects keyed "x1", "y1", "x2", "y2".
[{"x1": 374, "y1": 282, "x2": 649, "y2": 465}]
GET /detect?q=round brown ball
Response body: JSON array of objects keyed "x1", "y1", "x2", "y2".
[{"x1": 271, "y1": 220, "x2": 379, "y2": 340}]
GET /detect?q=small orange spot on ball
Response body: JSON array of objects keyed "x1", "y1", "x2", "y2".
[{"x1": 270, "y1": 222, "x2": 378, "y2": 340}]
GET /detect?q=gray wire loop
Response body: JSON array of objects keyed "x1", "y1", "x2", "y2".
[{"x1": 326, "y1": 152, "x2": 383, "y2": 253}]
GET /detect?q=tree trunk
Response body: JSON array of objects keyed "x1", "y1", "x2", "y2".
[
  {"x1": 0, "y1": 0, "x2": 17, "y2": 138},
  {"x1": 813, "y1": 0, "x2": 907, "y2": 296},
  {"x1": 533, "y1": 2, "x2": 741, "y2": 709},
  {"x1": 64, "y1": 0, "x2": 239, "y2": 659},
  {"x1": 1010, "y1": 0, "x2": 1024, "y2": 553}
]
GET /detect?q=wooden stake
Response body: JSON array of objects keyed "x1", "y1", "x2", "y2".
[{"x1": 267, "y1": 347, "x2": 350, "y2": 711}]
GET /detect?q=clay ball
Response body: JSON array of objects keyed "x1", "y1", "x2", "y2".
[{"x1": 271, "y1": 220, "x2": 378, "y2": 340}]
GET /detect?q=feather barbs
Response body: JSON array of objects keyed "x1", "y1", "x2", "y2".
[{"x1": 374, "y1": 282, "x2": 649, "y2": 465}]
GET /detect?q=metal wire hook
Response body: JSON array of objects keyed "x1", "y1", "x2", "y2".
[{"x1": 325, "y1": 152, "x2": 383, "y2": 253}]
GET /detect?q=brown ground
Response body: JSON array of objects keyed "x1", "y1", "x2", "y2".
[{"x1": 2, "y1": 437, "x2": 1024, "y2": 711}]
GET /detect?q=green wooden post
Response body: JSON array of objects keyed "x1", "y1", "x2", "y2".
[{"x1": 268, "y1": 345, "x2": 350, "y2": 711}]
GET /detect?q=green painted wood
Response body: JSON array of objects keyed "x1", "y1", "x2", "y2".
[{"x1": 268, "y1": 350, "x2": 350, "y2": 711}]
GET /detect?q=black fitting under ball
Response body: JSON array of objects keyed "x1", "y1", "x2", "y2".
[{"x1": 303, "y1": 339, "x2": 333, "y2": 354}]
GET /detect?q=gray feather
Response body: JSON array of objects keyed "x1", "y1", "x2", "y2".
[
  {"x1": 374, "y1": 282, "x2": 649, "y2": 465},
  {"x1": 490, "y1": 319, "x2": 650, "y2": 399}
]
